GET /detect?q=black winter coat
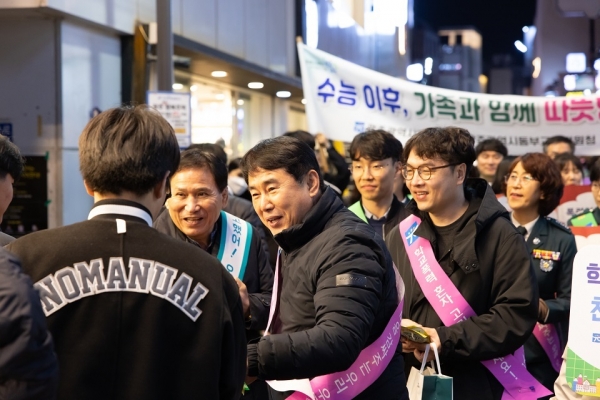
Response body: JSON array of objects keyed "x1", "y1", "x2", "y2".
[
  {"x1": 0, "y1": 248, "x2": 58, "y2": 400},
  {"x1": 247, "y1": 188, "x2": 408, "y2": 400},
  {"x1": 385, "y1": 179, "x2": 539, "y2": 400}
]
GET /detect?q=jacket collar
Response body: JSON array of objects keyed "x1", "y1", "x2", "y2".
[
  {"x1": 88, "y1": 199, "x2": 153, "y2": 226},
  {"x1": 405, "y1": 178, "x2": 509, "y2": 274},
  {"x1": 274, "y1": 187, "x2": 342, "y2": 253}
]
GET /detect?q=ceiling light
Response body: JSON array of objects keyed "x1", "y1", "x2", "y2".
[
  {"x1": 514, "y1": 40, "x2": 527, "y2": 53},
  {"x1": 211, "y1": 71, "x2": 228, "y2": 78},
  {"x1": 215, "y1": 93, "x2": 225, "y2": 100},
  {"x1": 190, "y1": 85, "x2": 197, "y2": 92},
  {"x1": 301, "y1": 98, "x2": 307, "y2": 105},
  {"x1": 237, "y1": 99, "x2": 244, "y2": 105},
  {"x1": 406, "y1": 63, "x2": 424, "y2": 82},
  {"x1": 276, "y1": 91, "x2": 291, "y2": 98},
  {"x1": 248, "y1": 82, "x2": 264, "y2": 89},
  {"x1": 172, "y1": 83, "x2": 184, "y2": 90}
]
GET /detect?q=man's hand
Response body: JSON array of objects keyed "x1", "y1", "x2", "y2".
[
  {"x1": 401, "y1": 318, "x2": 422, "y2": 353},
  {"x1": 538, "y1": 299, "x2": 549, "y2": 323},
  {"x1": 413, "y1": 327, "x2": 441, "y2": 363},
  {"x1": 235, "y1": 277, "x2": 250, "y2": 319}
]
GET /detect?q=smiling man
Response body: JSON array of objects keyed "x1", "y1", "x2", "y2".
[
  {"x1": 242, "y1": 136, "x2": 408, "y2": 400},
  {"x1": 385, "y1": 126, "x2": 541, "y2": 400},
  {"x1": 348, "y1": 130, "x2": 406, "y2": 239}
]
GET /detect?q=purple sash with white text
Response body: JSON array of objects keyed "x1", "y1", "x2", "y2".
[
  {"x1": 265, "y1": 250, "x2": 405, "y2": 400},
  {"x1": 399, "y1": 215, "x2": 552, "y2": 400},
  {"x1": 532, "y1": 323, "x2": 562, "y2": 372}
]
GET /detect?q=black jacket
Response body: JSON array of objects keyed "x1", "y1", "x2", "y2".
[
  {"x1": 154, "y1": 207, "x2": 273, "y2": 337},
  {"x1": 385, "y1": 179, "x2": 539, "y2": 400},
  {"x1": 522, "y1": 216, "x2": 576, "y2": 390},
  {"x1": 0, "y1": 248, "x2": 58, "y2": 400},
  {"x1": 247, "y1": 187, "x2": 408, "y2": 400},
  {"x1": 6, "y1": 200, "x2": 246, "y2": 400}
]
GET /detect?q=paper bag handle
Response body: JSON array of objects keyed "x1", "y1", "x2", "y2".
[{"x1": 418, "y1": 342, "x2": 442, "y2": 375}]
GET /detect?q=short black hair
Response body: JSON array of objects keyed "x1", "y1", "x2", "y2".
[
  {"x1": 0, "y1": 135, "x2": 25, "y2": 181},
  {"x1": 590, "y1": 158, "x2": 600, "y2": 182},
  {"x1": 475, "y1": 138, "x2": 508, "y2": 157},
  {"x1": 241, "y1": 136, "x2": 324, "y2": 190},
  {"x1": 228, "y1": 157, "x2": 243, "y2": 172},
  {"x1": 542, "y1": 135, "x2": 575, "y2": 154},
  {"x1": 79, "y1": 105, "x2": 180, "y2": 196},
  {"x1": 188, "y1": 143, "x2": 227, "y2": 165},
  {"x1": 283, "y1": 130, "x2": 315, "y2": 149},
  {"x1": 349, "y1": 129, "x2": 403, "y2": 162},
  {"x1": 403, "y1": 126, "x2": 476, "y2": 177},
  {"x1": 175, "y1": 148, "x2": 228, "y2": 192}
]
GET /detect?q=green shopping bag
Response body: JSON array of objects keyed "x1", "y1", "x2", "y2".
[{"x1": 407, "y1": 343, "x2": 453, "y2": 400}]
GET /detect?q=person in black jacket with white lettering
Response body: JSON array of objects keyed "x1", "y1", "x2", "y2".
[{"x1": 6, "y1": 105, "x2": 246, "y2": 400}]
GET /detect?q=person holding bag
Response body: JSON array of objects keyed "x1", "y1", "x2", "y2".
[
  {"x1": 407, "y1": 342, "x2": 453, "y2": 400},
  {"x1": 385, "y1": 127, "x2": 547, "y2": 399}
]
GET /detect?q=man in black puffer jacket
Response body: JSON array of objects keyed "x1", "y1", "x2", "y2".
[{"x1": 243, "y1": 136, "x2": 408, "y2": 400}]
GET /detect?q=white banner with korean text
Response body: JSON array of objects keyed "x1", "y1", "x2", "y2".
[{"x1": 298, "y1": 43, "x2": 600, "y2": 155}]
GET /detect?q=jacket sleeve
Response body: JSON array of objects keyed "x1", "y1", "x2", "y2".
[
  {"x1": 545, "y1": 233, "x2": 576, "y2": 324},
  {"x1": 0, "y1": 249, "x2": 58, "y2": 393},
  {"x1": 436, "y1": 228, "x2": 539, "y2": 361},
  {"x1": 219, "y1": 270, "x2": 247, "y2": 400},
  {"x1": 247, "y1": 230, "x2": 273, "y2": 331},
  {"x1": 252, "y1": 235, "x2": 386, "y2": 380}
]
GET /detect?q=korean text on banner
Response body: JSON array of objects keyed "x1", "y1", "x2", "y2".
[
  {"x1": 147, "y1": 91, "x2": 191, "y2": 148},
  {"x1": 297, "y1": 43, "x2": 600, "y2": 155}
]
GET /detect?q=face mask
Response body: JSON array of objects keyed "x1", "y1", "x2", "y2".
[{"x1": 228, "y1": 175, "x2": 248, "y2": 196}]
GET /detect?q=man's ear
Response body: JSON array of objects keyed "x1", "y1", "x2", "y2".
[
  {"x1": 307, "y1": 170, "x2": 320, "y2": 197},
  {"x1": 153, "y1": 171, "x2": 170, "y2": 201},
  {"x1": 455, "y1": 163, "x2": 467, "y2": 185},
  {"x1": 83, "y1": 180, "x2": 94, "y2": 197},
  {"x1": 221, "y1": 187, "x2": 229, "y2": 208}
]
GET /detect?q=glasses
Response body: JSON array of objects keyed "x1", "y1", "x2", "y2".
[
  {"x1": 505, "y1": 173, "x2": 537, "y2": 185},
  {"x1": 349, "y1": 162, "x2": 391, "y2": 176},
  {"x1": 402, "y1": 163, "x2": 461, "y2": 181}
]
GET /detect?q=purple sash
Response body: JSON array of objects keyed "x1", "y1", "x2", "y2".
[
  {"x1": 532, "y1": 323, "x2": 562, "y2": 372},
  {"x1": 265, "y1": 250, "x2": 405, "y2": 400},
  {"x1": 399, "y1": 215, "x2": 552, "y2": 400}
]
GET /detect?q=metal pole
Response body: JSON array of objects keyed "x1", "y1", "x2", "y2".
[
  {"x1": 590, "y1": 18, "x2": 596, "y2": 70},
  {"x1": 156, "y1": 0, "x2": 173, "y2": 91}
]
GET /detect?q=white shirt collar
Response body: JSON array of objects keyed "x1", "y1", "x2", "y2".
[
  {"x1": 88, "y1": 204, "x2": 153, "y2": 227},
  {"x1": 363, "y1": 203, "x2": 392, "y2": 220},
  {"x1": 511, "y1": 214, "x2": 539, "y2": 241}
]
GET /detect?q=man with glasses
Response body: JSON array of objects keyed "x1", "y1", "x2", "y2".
[
  {"x1": 385, "y1": 127, "x2": 540, "y2": 399},
  {"x1": 348, "y1": 130, "x2": 406, "y2": 238}
]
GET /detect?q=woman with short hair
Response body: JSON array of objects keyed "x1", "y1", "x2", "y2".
[{"x1": 505, "y1": 152, "x2": 577, "y2": 399}]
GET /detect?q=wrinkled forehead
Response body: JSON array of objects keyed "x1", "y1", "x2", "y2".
[{"x1": 247, "y1": 167, "x2": 295, "y2": 188}]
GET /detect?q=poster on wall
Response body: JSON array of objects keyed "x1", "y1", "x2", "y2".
[
  {"x1": 147, "y1": 91, "x2": 191, "y2": 148},
  {"x1": 1, "y1": 156, "x2": 48, "y2": 237},
  {"x1": 298, "y1": 43, "x2": 600, "y2": 155}
]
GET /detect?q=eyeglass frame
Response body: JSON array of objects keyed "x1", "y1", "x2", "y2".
[
  {"x1": 348, "y1": 160, "x2": 395, "y2": 176},
  {"x1": 504, "y1": 173, "x2": 538, "y2": 185},
  {"x1": 401, "y1": 162, "x2": 463, "y2": 181}
]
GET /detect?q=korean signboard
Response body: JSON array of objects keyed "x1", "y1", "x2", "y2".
[{"x1": 298, "y1": 43, "x2": 600, "y2": 155}]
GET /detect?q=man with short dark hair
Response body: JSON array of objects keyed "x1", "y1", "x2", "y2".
[
  {"x1": 349, "y1": 130, "x2": 405, "y2": 238},
  {"x1": 542, "y1": 136, "x2": 575, "y2": 159},
  {"x1": 475, "y1": 138, "x2": 507, "y2": 184},
  {"x1": 7, "y1": 105, "x2": 246, "y2": 400},
  {"x1": 0, "y1": 135, "x2": 25, "y2": 244},
  {"x1": 242, "y1": 136, "x2": 408, "y2": 400},
  {"x1": 385, "y1": 126, "x2": 542, "y2": 399}
]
